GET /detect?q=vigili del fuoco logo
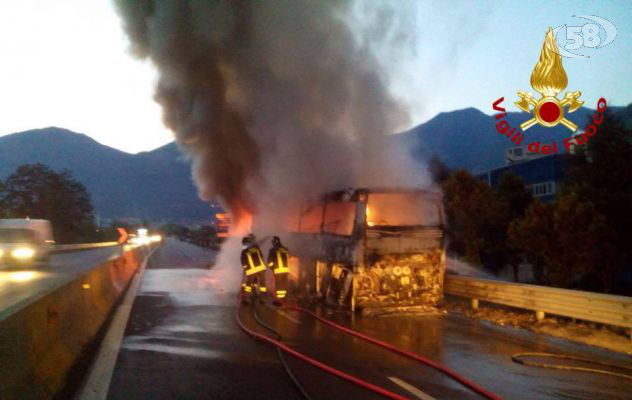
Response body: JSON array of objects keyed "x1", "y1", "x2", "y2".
[{"x1": 492, "y1": 27, "x2": 606, "y2": 155}]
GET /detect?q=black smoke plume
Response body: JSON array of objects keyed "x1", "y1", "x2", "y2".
[{"x1": 114, "y1": 0, "x2": 422, "y2": 229}]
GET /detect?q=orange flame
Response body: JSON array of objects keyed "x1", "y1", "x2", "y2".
[
  {"x1": 366, "y1": 206, "x2": 375, "y2": 226},
  {"x1": 230, "y1": 205, "x2": 253, "y2": 236},
  {"x1": 530, "y1": 27, "x2": 568, "y2": 96}
]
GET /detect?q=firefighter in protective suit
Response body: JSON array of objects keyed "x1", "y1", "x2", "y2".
[
  {"x1": 241, "y1": 234, "x2": 267, "y2": 300},
  {"x1": 267, "y1": 236, "x2": 290, "y2": 302}
]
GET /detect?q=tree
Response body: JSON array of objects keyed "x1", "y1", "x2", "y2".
[
  {"x1": 494, "y1": 172, "x2": 532, "y2": 281},
  {"x1": 551, "y1": 193, "x2": 608, "y2": 290},
  {"x1": 564, "y1": 110, "x2": 632, "y2": 293},
  {"x1": 0, "y1": 163, "x2": 96, "y2": 243},
  {"x1": 508, "y1": 200, "x2": 553, "y2": 284},
  {"x1": 509, "y1": 109, "x2": 631, "y2": 293},
  {"x1": 495, "y1": 172, "x2": 532, "y2": 220},
  {"x1": 441, "y1": 170, "x2": 505, "y2": 269},
  {"x1": 509, "y1": 193, "x2": 607, "y2": 289}
]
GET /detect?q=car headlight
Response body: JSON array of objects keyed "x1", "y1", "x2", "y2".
[
  {"x1": 0, "y1": 249, "x2": 4, "y2": 258},
  {"x1": 12, "y1": 248, "x2": 35, "y2": 259}
]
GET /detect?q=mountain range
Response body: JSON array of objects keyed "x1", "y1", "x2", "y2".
[
  {"x1": 0, "y1": 128, "x2": 213, "y2": 222},
  {"x1": 1, "y1": 103, "x2": 628, "y2": 220},
  {"x1": 396, "y1": 103, "x2": 628, "y2": 172}
]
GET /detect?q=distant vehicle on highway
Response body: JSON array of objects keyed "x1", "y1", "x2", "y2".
[
  {"x1": 127, "y1": 228, "x2": 162, "y2": 246},
  {"x1": 0, "y1": 219, "x2": 54, "y2": 266}
]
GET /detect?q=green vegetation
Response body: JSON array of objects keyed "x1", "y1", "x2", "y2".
[
  {"x1": 440, "y1": 111, "x2": 632, "y2": 295},
  {"x1": 563, "y1": 109, "x2": 632, "y2": 293},
  {"x1": 442, "y1": 170, "x2": 506, "y2": 269},
  {"x1": 0, "y1": 163, "x2": 99, "y2": 243}
]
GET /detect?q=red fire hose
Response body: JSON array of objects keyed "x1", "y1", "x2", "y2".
[
  {"x1": 236, "y1": 296, "x2": 503, "y2": 400},
  {"x1": 235, "y1": 305, "x2": 411, "y2": 400},
  {"x1": 286, "y1": 306, "x2": 503, "y2": 400}
]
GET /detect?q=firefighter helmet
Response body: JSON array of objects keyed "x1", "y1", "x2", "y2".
[{"x1": 272, "y1": 236, "x2": 281, "y2": 246}]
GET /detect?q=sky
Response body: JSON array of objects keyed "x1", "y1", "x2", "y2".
[{"x1": 0, "y1": 0, "x2": 630, "y2": 154}]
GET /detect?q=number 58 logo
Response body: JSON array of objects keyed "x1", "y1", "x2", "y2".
[{"x1": 548, "y1": 15, "x2": 617, "y2": 58}]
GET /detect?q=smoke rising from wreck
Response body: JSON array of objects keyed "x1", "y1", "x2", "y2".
[{"x1": 115, "y1": 0, "x2": 426, "y2": 233}]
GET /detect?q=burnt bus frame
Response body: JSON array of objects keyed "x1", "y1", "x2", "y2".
[{"x1": 286, "y1": 188, "x2": 446, "y2": 312}]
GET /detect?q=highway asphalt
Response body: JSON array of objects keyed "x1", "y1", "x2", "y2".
[
  {"x1": 0, "y1": 246, "x2": 125, "y2": 320},
  {"x1": 104, "y1": 239, "x2": 630, "y2": 400}
]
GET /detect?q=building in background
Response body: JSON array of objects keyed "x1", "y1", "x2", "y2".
[
  {"x1": 477, "y1": 154, "x2": 572, "y2": 202},
  {"x1": 504, "y1": 146, "x2": 545, "y2": 165}
]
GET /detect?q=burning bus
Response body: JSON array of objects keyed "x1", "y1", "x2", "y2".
[
  {"x1": 280, "y1": 188, "x2": 445, "y2": 314},
  {"x1": 216, "y1": 213, "x2": 231, "y2": 238}
]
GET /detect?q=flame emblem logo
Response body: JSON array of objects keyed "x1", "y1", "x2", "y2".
[{"x1": 515, "y1": 27, "x2": 584, "y2": 132}]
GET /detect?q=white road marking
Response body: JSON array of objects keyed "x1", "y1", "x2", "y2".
[
  {"x1": 75, "y1": 247, "x2": 158, "y2": 400},
  {"x1": 276, "y1": 309, "x2": 301, "y2": 324},
  {"x1": 388, "y1": 376, "x2": 437, "y2": 400}
]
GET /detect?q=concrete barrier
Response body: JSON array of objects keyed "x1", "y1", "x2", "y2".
[
  {"x1": 52, "y1": 242, "x2": 120, "y2": 254},
  {"x1": 0, "y1": 245, "x2": 153, "y2": 400}
]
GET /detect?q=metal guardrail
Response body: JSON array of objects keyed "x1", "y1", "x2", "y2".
[
  {"x1": 444, "y1": 275, "x2": 632, "y2": 330},
  {"x1": 52, "y1": 242, "x2": 119, "y2": 253}
]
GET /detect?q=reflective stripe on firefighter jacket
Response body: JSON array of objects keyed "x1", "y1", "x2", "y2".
[
  {"x1": 242, "y1": 246, "x2": 266, "y2": 276},
  {"x1": 268, "y1": 246, "x2": 290, "y2": 274}
]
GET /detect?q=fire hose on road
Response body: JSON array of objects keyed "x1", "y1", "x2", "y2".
[
  {"x1": 250, "y1": 303, "x2": 313, "y2": 400},
  {"x1": 236, "y1": 302, "x2": 412, "y2": 400},
  {"x1": 511, "y1": 352, "x2": 632, "y2": 381},
  {"x1": 236, "y1": 299, "x2": 503, "y2": 400},
  {"x1": 286, "y1": 306, "x2": 503, "y2": 400}
]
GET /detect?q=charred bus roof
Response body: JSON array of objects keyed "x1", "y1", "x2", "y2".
[{"x1": 324, "y1": 188, "x2": 441, "y2": 203}]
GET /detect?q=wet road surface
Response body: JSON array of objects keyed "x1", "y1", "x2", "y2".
[
  {"x1": 0, "y1": 246, "x2": 126, "y2": 320},
  {"x1": 268, "y1": 308, "x2": 631, "y2": 399},
  {"x1": 105, "y1": 239, "x2": 630, "y2": 400},
  {"x1": 107, "y1": 239, "x2": 305, "y2": 400}
]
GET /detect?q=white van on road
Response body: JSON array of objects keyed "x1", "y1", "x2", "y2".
[{"x1": 0, "y1": 219, "x2": 54, "y2": 266}]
